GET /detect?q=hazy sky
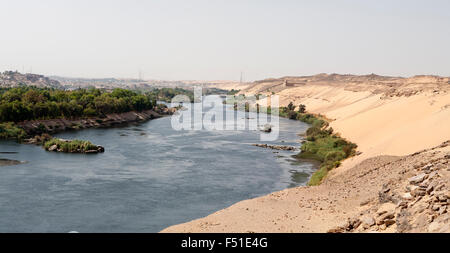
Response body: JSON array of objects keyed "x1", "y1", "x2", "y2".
[{"x1": 1, "y1": 0, "x2": 449, "y2": 81}]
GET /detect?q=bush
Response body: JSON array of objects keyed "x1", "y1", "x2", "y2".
[
  {"x1": 288, "y1": 110, "x2": 298, "y2": 120},
  {"x1": 0, "y1": 122, "x2": 27, "y2": 140}
]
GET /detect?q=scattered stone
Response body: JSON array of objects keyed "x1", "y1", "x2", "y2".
[
  {"x1": 346, "y1": 218, "x2": 361, "y2": 231},
  {"x1": 408, "y1": 173, "x2": 428, "y2": 184},
  {"x1": 407, "y1": 185, "x2": 419, "y2": 192},
  {"x1": 426, "y1": 184, "x2": 434, "y2": 194},
  {"x1": 361, "y1": 216, "x2": 376, "y2": 228},
  {"x1": 376, "y1": 210, "x2": 395, "y2": 225},
  {"x1": 437, "y1": 194, "x2": 448, "y2": 202},
  {"x1": 397, "y1": 201, "x2": 408, "y2": 208},
  {"x1": 422, "y1": 163, "x2": 433, "y2": 171},
  {"x1": 327, "y1": 227, "x2": 344, "y2": 233},
  {"x1": 411, "y1": 187, "x2": 426, "y2": 197},
  {"x1": 360, "y1": 199, "x2": 371, "y2": 206},
  {"x1": 402, "y1": 192, "x2": 413, "y2": 200},
  {"x1": 384, "y1": 219, "x2": 396, "y2": 226}
]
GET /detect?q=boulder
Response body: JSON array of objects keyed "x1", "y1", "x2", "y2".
[
  {"x1": 361, "y1": 216, "x2": 376, "y2": 228},
  {"x1": 408, "y1": 173, "x2": 428, "y2": 184},
  {"x1": 402, "y1": 192, "x2": 413, "y2": 200},
  {"x1": 48, "y1": 144, "x2": 58, "y2": 152},
  {"x1": 411, "y1": 187, "x2": 426, "y2": 197},
  {"x1": 261, "y1": 124, "x2": 272, "y2": 133}
]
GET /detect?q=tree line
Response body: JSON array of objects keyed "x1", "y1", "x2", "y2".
[{"x1": 0, "y1": 87, "x2": 192, "y2": 122}]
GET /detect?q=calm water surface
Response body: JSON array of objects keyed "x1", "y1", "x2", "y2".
[{"x1": 0, "y1": 100, "x2": 315, "y2": 232}]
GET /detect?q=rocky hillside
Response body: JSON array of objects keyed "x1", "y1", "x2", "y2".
[
  {"x1": 161, "y1": 141, "x2": 449, "y2": 233},
  {"x1": 242, "y1": 73, "x2": 450, "y2": 98},
  {"x1": 0, "y1": 71, "x2": 62, "y2": 88}
]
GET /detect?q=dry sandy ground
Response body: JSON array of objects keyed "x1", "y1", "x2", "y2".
[{"x1": 162, "y1": 74, "x2": 450, "y2": 233}]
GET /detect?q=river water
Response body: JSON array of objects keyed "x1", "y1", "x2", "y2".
[{"x1": 0, "y1": 99, "x2": 316, "y2": 232}]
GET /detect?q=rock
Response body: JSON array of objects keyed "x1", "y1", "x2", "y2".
[
  {"x1": 361, "y1": 216, "x2": 376, "y2": 228},
  {"x1": 397, "y1": 201, "x2": 408, "y2": 208},
  {"x1": 360, "y1": 199, "x2": 371, "y2": 206},
  {"x1": 437, "y1": 194, "x2": 448, "y2": 202},
  {"x1": 327, "y1": 227, "x2": 345, "y2": 233},
  {"x1": 408, "y1": 173, "x2": 428, "y2": 184},
  {"x1": 376, "y1": 211, "x2": 395, "y2": 225},
  {"x1": 402, "y1": 192, "x2": 413, "y2": 200},
  {"x1": 346, "y1": 218, "x2": 361, "y2": 231},
  {"x1": 419, "y1": 179, "x2": 430, "y2": 188},
  {"x1": 384, "y1": 219, "x2": 396, "y2": 226},
  {"x1": 261, "y1": 124, "x2": 272, "y2": 133},
  {"x1": 422, "y1": 163, "x2": 433, "y2": 171},
  {"x1": 407, "y1": 185, "x2": 419, "y2": 192},
  {"x1": 426, "y1": 184, "x2": 434, "y2": 194},
  {"x1": 48, "y1": 144, "x2": 58, "y2": 152},
  {"x1": 411, "y1": 187, "x2": 426, "y2": 197},
  {"x1": 428, "y1": 171, "x2": 437, "y2": 180}
]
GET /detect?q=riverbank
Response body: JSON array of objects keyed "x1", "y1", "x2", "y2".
[
  {"x1": 0, "y1": 107, "x2": 176, "y2": 154},
  {"x1": 16, "y1": 107, "x2": 175, "y2": 136},
  {"x1": 225, "y1": 98, "x2": 358, "y2": 186},
  {"x1": 161, "y1": 74, "x2": 450, "y2": 233}
]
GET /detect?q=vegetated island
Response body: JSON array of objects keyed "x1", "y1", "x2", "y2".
[{"x1": 0, "y1": 87, "x2": 192, "y2": 153}]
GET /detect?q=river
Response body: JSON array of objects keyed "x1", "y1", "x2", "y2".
[{"x1": 0, "y1": 99, "x2": 316, "y2": 232}]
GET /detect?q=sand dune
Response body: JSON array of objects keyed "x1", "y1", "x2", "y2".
[{"x1": 244, "y1": 74, "x2": 450, "y2": 175}]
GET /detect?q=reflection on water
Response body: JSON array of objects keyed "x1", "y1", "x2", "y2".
[{"x1": 0, "y1": 100, "x2": 316, "y2": 232}]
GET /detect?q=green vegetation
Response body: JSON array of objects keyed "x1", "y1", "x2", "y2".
[
  {"x1": 0, "y1": 122, "x2": 26, "y2": 140},
  {"x1": 151, "y1": 87, "x2": 194, "y2": 103},
  {"x1": 278, "y1": 104, "x2": 357, "y2": 186},
  {"x1": 226, "y1": 97, "x2": 358, "y2": 186},
  {"x1": 227, "y1": 89, "x2": 240, "y2": 95},
  {"x1": 0, "y1": 86, "x2": 190, "y2": 151},
  {"x1": 0, "y1": 86, "x2": 193, "y2": 122},
  {"x1": 43, "y1": 138, "x2": 99, "y2": 153}
]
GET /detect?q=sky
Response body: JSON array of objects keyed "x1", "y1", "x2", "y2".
[{"x1": 1, "y1": 0, "x2": 449, "y2": 81}]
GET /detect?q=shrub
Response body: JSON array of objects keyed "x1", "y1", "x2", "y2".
[
  {"x1": 0, "y1": 122, "x2": 27, "y2": 140},
  {"x1": 288, "y1": 111, "x2": 298, "y2": 120}
]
